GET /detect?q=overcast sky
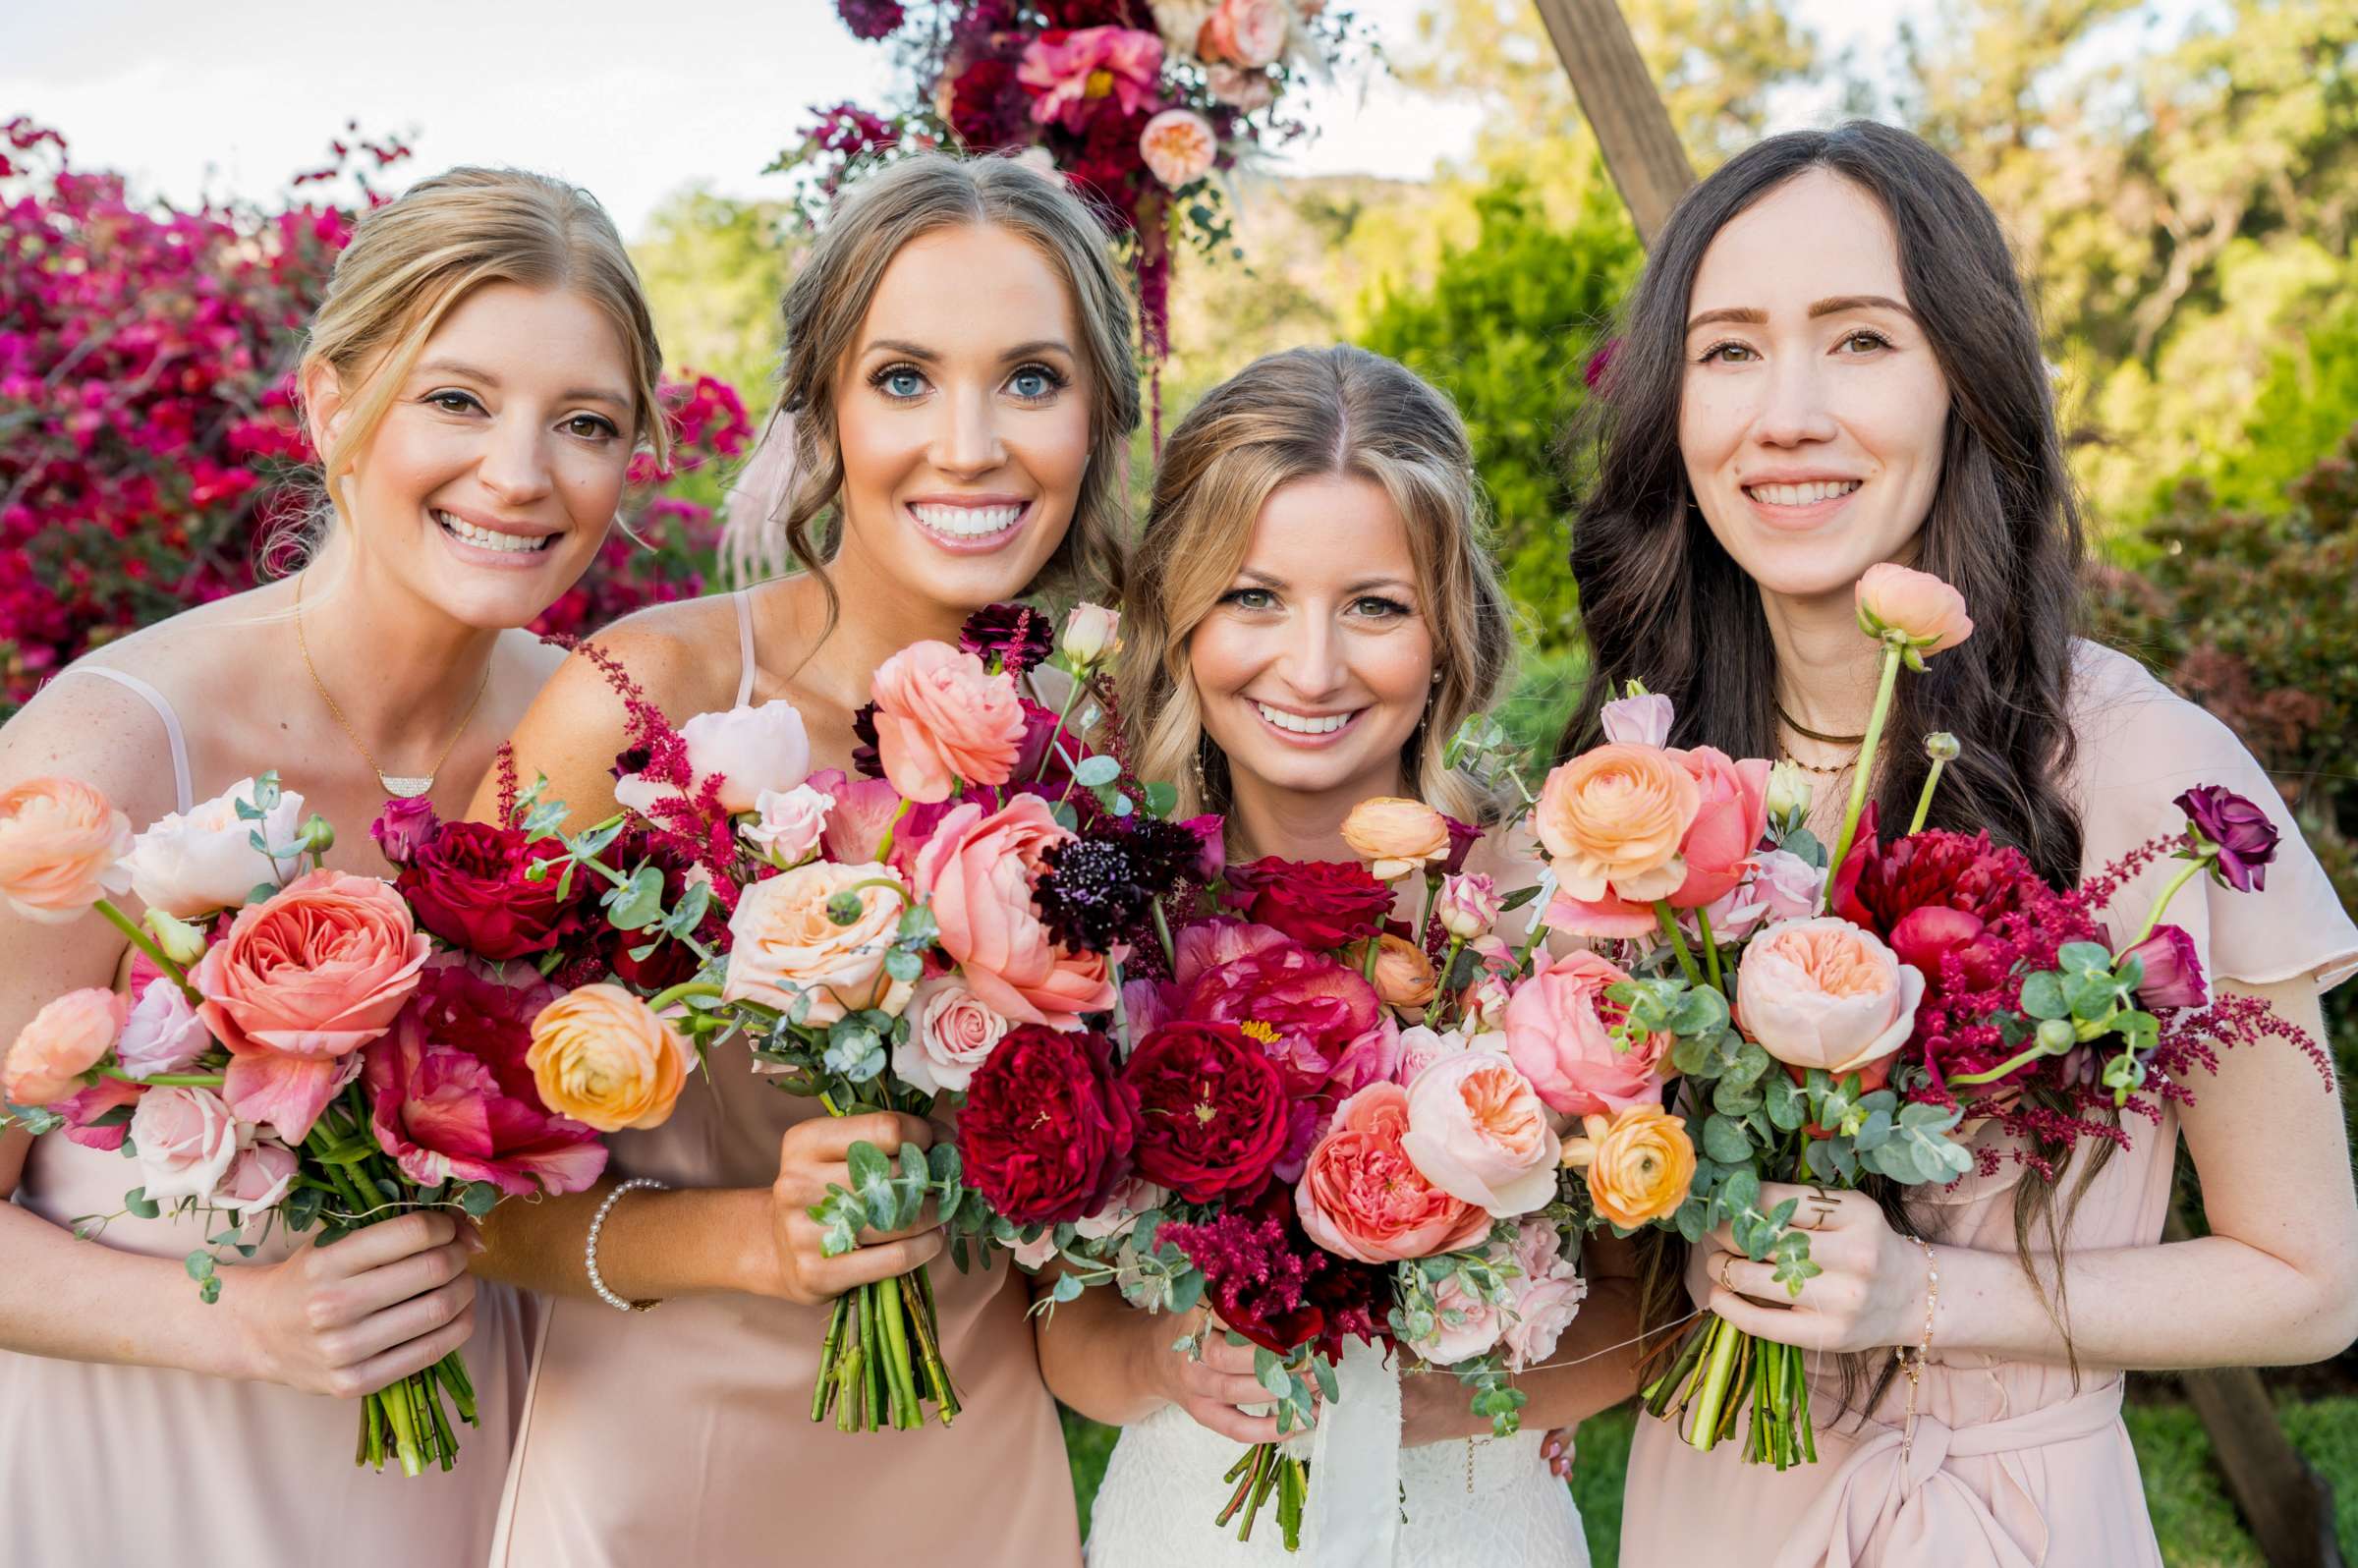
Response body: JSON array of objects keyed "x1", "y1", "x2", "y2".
[{"x1": 4, "y1": 0, "x2": 1920, "y2": 239}]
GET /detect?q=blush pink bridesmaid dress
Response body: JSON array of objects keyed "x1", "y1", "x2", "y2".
[
  {"x1": 487, "y1": 592, "x2": 1082, "y2": 1567},
  {"x1": 1618, "y1": 644, "x2": 2358, "y2": 1568},
  {"x1": 0, "y1": 664, "x2": 534, "y2": 1566}
]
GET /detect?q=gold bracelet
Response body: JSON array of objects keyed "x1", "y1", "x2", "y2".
[{"x1": 1898, "y1": 1236, "x2": 1938, "y2": 1453}]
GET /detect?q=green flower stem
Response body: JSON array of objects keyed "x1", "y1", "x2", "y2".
[
  {"x1": 99, "y1": 1068, "x2": 223, "y2": 1087},
  {"x1": 1035, "y1": 670, "x2": 1090, "y2": 787},
  {"x1": 646, "y1": 980, "x2": 724, "y2": 1015},
  {"x1": 1415, "y1": 870, "x2": 1441, "y2": 947},
  {"x1": 2126, "y1": 856, "x2": 2209, "y2": 951},
  {"x1": 870, "y1": 798, "x2": 914, "y2": 865},
  {"x1": 1821, "y1": 640, "x2": 1905, "y2": 914},
  {"x1": 813, "y1": 1293, "x2": 850, "y2": 1423},
  {"x1": 1908, "y1": 756, "x2": 1948, "y2": 834},
  {"x1": 1686, "y1": 1314, "x2": 1745, "y2": 1453},
  {"x1": 1948, "y1": 1034, "x2": 2074, "y2": 1089},
  {"x1": 92, "y1": 899, "x2": 199, "y2": 1003},
  {"x1": 1151, "y1": 901, "x2": 1178, "y2": 973},
  {"x1": 1653, "y1": 902, "x2": 1704, "y2": 988},
  {"x1": 1695, "y1": 906, "x2": 1725, "y2": 997}
]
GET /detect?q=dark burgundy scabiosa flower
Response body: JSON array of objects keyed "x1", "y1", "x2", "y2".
[
  {"x1": 2173, "y1": 785, "x2": 2281, "y2": 893},
  {"x1": 958, "y1": 602, "x2": 1055, "y2": 677},
  {"x1": 849, "y1": 700, "x2": 883, "y2": 780},
  {"x1": 1122, "y1": 1021, "x2": 1291, "y2": 1203},
  {"x1": 1222, "y1": 856, "x2": 1392, "y2": 950},
  {"x1": 1035, "y1": 834, "x2": 1152, "y2": 952}
]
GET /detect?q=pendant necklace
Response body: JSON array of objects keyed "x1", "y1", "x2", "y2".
[{"x1": 296, "y1": 569, "x2": 490, "y2": 800}]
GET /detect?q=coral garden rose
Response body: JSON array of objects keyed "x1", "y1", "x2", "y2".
[
  {"x1": 1296, "y1": 1081, "x2": 1488, "y2": 1263},
  {"x1": 3, "y1": 987, "x2": 126, "y2": 1106},
  {"x1": 892, "y1": 975, "x2": 1010, "y2": 1095},
  {"x1": 1536, "y1": 744, "x2": 1701, "y2": 909},
  {"x1": 1399, "y1": 1053, "x2": 1561, "y2": 1216},
  {"x1": 1735, "y1": 916, "x2": 1926, "y2": 1077},
  {"x1": 0, "y1": 776, "x2": 133, "y2": 924},
  {"x1": 1502, "y1": 949, "x2": 1668, "y2": 1119},
  {"x1": 1342, "y1": 797, "x2": 1451, "y2": 881},
  {"x1": 959, "y1": 1025, "x2": 1139, "y2": 1226},
  {"x1": 870, "y1": 641, "x2": 1028, "y2": 804},
  {"x1": 129, "y1": 1084, "x2": 241, "y2": 1204},
  {"x1": 1123, "y1": 1021, "x2": 1292, "y2": 1204},
  {"x1": 526, "y1": 981, "x2": 690, "y2": 1134},
  {"x1": 1563, "y1": 1105, "x2": 1697, "y2": 1229},
  {"x1": 195, "y1": 869, "x2": 431, "y2": 1142},
  {"x1": 1222, "y1": 856, "x2": 1391, "y2": 949},
  {"x1": 114, "y1": 977, "x2": 209, "y2": 1081},
  {"x1": 723, "y1": 860, "x2": 912, "y2": 1026},
  {"x1": 1855, "y1": 563, "x2": 1973, "y2": 656},
  {"x1": 915, "y1": 795, "x2": 1112, "y2": 1031},
  {"x1": 1665, "y1": 746, "x2": 1771, "y2": 910},
  {"x1": 1140, "y1": 108, "x2": 1217, "y2": 189},
  {"x1": 125, "y1": 776, "x2": 306, "y2": 918}
]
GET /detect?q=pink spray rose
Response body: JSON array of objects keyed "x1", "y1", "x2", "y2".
[
  {"x1": 1503, "y1": 949, "x2": 1669, "y2": 1118},
  {"x1": 4, "y1": 987, "x2": 125, "y2": 1105},
  {"x1": 1735, "y1": 916, "x2": 1926, "y2": 1077},
  {"x1": 1599, "y1": 692, "x2": 1674, "y2": 748},
  {"x1": 914, "y1": 795, "x2": 1113, "y2": 1030},
  {"x1": 193, "y1": 868, "x2": 431, "y2": 1142},
  {"x1": 1500, "y1": 1219, "x2": 1588, "y2": 1372},
  {"x1": 1297, "y1": 1081, "x2": 1490, "y2": 1263},
  {"x1": 1399, "y1": 1054, "x2": 1561, "y2": 1217},
  {"x1": 1701, "y1": 847, "x2": 1822, "y2": 943},
  {"x1": 1411, "y1": 1270, "x2": 1506, "y2": 1366},
  {"x1": 1664, "y1": 746, "x2": 1771, "y2": 909},
  {"x1": 742, "y1": 782, "x2": 836, "y2": 867},
  {"x1": 129, "y1": 1084, "x2": 241, "y2": 1204},
  {"x1": 115, "y1": 977, "x2": 210, "y2": 1081},
  {"x1": 892, "y1": 975, "x2": 1012, "y2": 1094},
  {"x1": 1435, "y1": 872, "x2": 1502, "y2": 940},
  {"x1": 870, "y1": 642, "x2": 1027, "y2": 804},
  {"x1": 212, "y1": 1138, "x2": 299, "y2": 1216}
]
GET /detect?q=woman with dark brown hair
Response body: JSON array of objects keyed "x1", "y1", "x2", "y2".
[{"x1": 1571, "y1": 121, "x2": 2358, "y2": 1565}]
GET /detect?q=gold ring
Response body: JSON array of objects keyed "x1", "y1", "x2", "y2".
[{"x1": 1717, "y1": 1253, "x2": 1740, "y2": 1294}]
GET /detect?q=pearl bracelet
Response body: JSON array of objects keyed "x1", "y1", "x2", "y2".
[{"x1": 587, "y1": 1177, "x2": 668, "y2": 1314}]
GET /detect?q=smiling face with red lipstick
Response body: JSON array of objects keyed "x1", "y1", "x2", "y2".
[{"x1": 1675, "y1": 168, "x2": 1952, "y2": 608}]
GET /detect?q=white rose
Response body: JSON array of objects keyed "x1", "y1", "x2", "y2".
[
  {"x1": 741, "y1": 783, "x2": 836, "y2": 867},
  {"x1": 890, "y1": 976, "x2": 1011, "y2": 1095},
  {"x1": 129, "y1": 1085, "x2": 242, "y2": 1204},
  {"x1": 114, "y1": 978, "x2": 211, "y2": 1081},
  {"x1": 125, "y1": 777, "x2": 306, "y2": 918}
]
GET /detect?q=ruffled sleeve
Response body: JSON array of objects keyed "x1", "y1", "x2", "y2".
[{"x1": 2068, "y1": 642, "x2": 2358, "y2": 995}]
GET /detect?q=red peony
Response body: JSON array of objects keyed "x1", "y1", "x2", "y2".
[
  {"x1": 363, "y1": 960, "x2": 607, "y2": 1197},
  {"x1": 1222, "y1": 856, "x2": 1392, "y2": 949},
  {"x1": 395, "y1": 819, "x2": 589, "y2": 961},
  {"x1": 1833, "y1": 807, "x2": 2046, "y2": 940},
  {"x1": 1123, "y1": 1021, "x2": 1291, "y2": 1203},
  {"x1": 960, "y1": 1025, "x2": 1139, "y2": 1226}
]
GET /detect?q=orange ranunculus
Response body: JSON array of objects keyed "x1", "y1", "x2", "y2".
[
  {"x1": 3, "y1": 987, "x2": 127, "y2": 1106},
  {"x1": 1535, "y1": 744, "x2": 1701, "y2": 908},
  {"x1": 1341, "y1": 796, "x2": 1451, "y2": 881},
  {"x1": 722, "y1": 861, "x2": 913, "y2": 1027},
  {"x1": 1368, "y1": 932, "x2": 1439, "y2": 1010},
  {"x1": 1855, "y1": 563, "x2": 1973, "y2": 656},
  {"x1": 0, "y1": 777, "x2": 133, "y2": 924},
  {"x1": 527, "y1": 983, "x2": 690, "y2": 1134},
  {"x1": 1564, "y1": 1105, "x2": 1696, "y2": 1229}
]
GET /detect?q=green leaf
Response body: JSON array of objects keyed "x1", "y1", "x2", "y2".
[
  {"x1": 184, "y1": 1250, "x2": 217, "y2": 1282},
  {"x1": 1496, "y1": 883, "x2": 1543, "y2": 914},
  {"x1": 1763, "y1": 1072, "x2": 1804, "y2": 1132},
  {"x1": 2019, "y1": 972, "x2": 2068, "y2": 1020},
  {"x1": 125, "y1": 1187, "x2": 161, "y2": 1220},
  {"x1": 2057, "y1": 941, "x2": 2114, "y2": 975},
  {"x1": 847, "y1": 1140, "x2": 891, "y2": 1200},
  {"x1": 1143, "y1": 780, "x2": 1179, "y2": 817},
  {"x1": 459, "y1": 1181, "x2": 501, "y2": 1217},
  {"x1": 605, "y1": 865, "x2": 667, "y2": 930},
  {"x1": 664, "y1": 878, "x2": 712, "y2": 937},
  {"x1": 1073, "y1": 755, "x2": 1121, "y2": 788},
  {"x1": 1712, "y1": 1079, "x2": 1763, "y2": 1117},
  {"x1": 1048, "y1": 802, "x2": 1080, "y2": 833},
  {"x1": 1258, "y1": 1358, "x2": 1295, "y2": 1400},
  {"x1": 1051, "y1": 1270, "x2": 1085, "y2": 1302},
  {"x1": 883, "y1": 947, "x2": 924, "y2": 983},
  {"x1": 1701, "y1": 1114, "x2": 1753, "y2": 1163}
]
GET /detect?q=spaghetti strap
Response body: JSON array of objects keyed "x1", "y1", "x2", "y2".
[
  {"x1": 733, "y1": 589, "x2": 758, "y2": 709},
  {"x1": 62, "y1": 666, "x2": 194, "y2": 813}
]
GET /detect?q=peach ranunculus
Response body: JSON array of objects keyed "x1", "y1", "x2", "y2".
[
  {"x1": 1399, "y1": 1053, "x2": 1561, "y2": 1217},
  {"x1": 3, "y1": 987, "x2": 127, "y2": 1106},
  {"x1": 1368, "y1": 932, "x2": 1438, "y2": 1010},
  {"x1": 1502, "y1": 949, "x2": 1668, "y2": 1119},
  {"x1": 723, "y1": 861, "x2": 914, "y2": 1027},
  {"x1": 1663, "y1": 746, "x2": 1772, "y2": 910},
  {"x1": 128, "y1": 1084, "x2": 243, "y2": 1204},
  {"x1": 913, "y1": 795, "x2": 1114, "y2": 1031},
  {"x1": 193, "y1": 869, "x2": 431, "y2": 1142},
  {"x1": 1855, "y1": 563, "x2": 1974, "y2": 660},
  {"x1": 1561, "y1": 1105, "x2": 1696, "y2": 1229},
  {"x1": 1297, "y1": 1080, "x2": 1490, "y2": 1262},
  {"x1": 1139, "y1": 109, "x2": 1218, "y2": 190},
  {"x1": 891, "y1": 975, "x2": 1011, "y2": 1095},
  {"x1": 0, "y1": 777, "x2": 133, "y2": 924},
  {"x1": 125, "y1": 776, "x2": 306, "y2": 919},
  {"x1": 1535, "y1": 745, "x2": 1701, "y2": 937},
  {"x1": 526, "y1": 982, "x2": 691, "y2": 1133},
  {"x1": 1342, "y1": 796, "x2": 1452, "y2": 881},
  {"x1": 1734, "y1": 916, "x2": 1926, "y2": 1077},
  {"x1": 870, "y1": 642, "x2": 1028, "y2": 804}
]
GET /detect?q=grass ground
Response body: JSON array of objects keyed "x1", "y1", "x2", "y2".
[{"x1": 1064, "y1": 1392, "x2": 2358, "y2": 1564}]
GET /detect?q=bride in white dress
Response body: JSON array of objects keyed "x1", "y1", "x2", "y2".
[{"x1": 1039, "y1": 346, "x2": 1641, "y2": 1565}]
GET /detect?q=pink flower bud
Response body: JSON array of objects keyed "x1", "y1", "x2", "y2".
[{"x1": 1435, "y1": 872, "x2": 1501, "y2": 940}]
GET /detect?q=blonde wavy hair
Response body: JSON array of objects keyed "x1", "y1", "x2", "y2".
[
  {"x1": 277, "y1": 166, "x2": 666, "y2": 570},
  {"x1": 724, "y1": 151, "x2": 1140, "y2": 622},
  {"x1": 1119, "y1": 346, "x2": 1514, "y2": 825}
]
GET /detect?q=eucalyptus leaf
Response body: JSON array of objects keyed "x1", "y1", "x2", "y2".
[
  {"x1": 2019, "y1": 972, "x2": 2067, "y2": 1020},
  {"x1": 1701, "y1": 1114, "x2": 1754, "y2": 1164},
  {"x1": 1143, "y1": 780, "x2": 1179, "y2": 817},
  {"x1": 1073, "y1": 755, "x2": 1121, "y2": 788},
  {"x1": 125, "y1": 1187, "x2": 160, "y2": 1220},
  {"x1": 1763, "y1": 1072, "x2": 1804, "y2": 1132}
]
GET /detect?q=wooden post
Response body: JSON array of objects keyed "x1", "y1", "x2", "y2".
[{"x1": 1528, "y1": 0, "x2": 1697, "y2": 246}]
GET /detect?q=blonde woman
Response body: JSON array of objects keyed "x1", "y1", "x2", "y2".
[
  {"x1": 471, "y1": 151, "x2": 1138, "y2": 1567},
  {"x1": 1040, "y1": 345, "x2": 1641, "y2": 1566},
  {"x1": 0, "y1": 167, "x2": 667, "y2": 1564}
]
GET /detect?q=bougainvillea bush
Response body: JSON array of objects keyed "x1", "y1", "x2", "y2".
[{"x1": 0, "y1": 117, "x2": 751, "y2": 718}]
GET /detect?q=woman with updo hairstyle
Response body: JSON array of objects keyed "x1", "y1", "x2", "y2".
[
  {"x1": 1569, "y1": 121, "x2": 2358, "y2": 1565},
  {"x1": 473, "y1": 149, "x2": 1138, "y2": 1566},
  {"x1": 0, "y1": 164, "x2": 666, "y2": 1565}
]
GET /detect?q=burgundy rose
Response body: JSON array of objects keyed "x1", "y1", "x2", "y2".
[
  {"x1": 2122, "y1": 924, "x2": 2207, "y2": 1009},
  {"x1": 1834, "y1": 807, "x2": 2046, "y2": 939},
  {"x1": 834, "y1": 0, "x2": 905, "y2": 39},
  {"x1": 1182, "y1": 937, "x2": 1397, "y2": 1094},
  {"x1": 946, "y1": 57, "x2": 1028, "y2": 152},
  {"x1": 1440, "y1": 813, "x2": 1482, "y2": 875},
  {"x1": 1123, "y1": 1022, "x2": 1290, "y2": 1203},
  {"x1": 2174, "y1": 785, "x2": 2280, "y2": 893},
  {"x1": 369, "y1": 796, "x2": 438, "y2": 867},
  {"x1": 1888, "y1": 904, "x2": 2008, "y2": 993},
  {"x1": 395, "y1": 819, "x2": 589, "y2": 961},
  {"x1": 1222, "y1": 856, "x2": 1392, "y2": 949},
  {"x1": 960, "y1": 1025, "x2": 1139, "y2": 1226},
  {"x1": 363, "y1": 960, "x2": 606, "y2": 1197}
]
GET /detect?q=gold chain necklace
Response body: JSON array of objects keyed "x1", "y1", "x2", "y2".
[{"x1": 295, "y1": 570, "x2": 490, "y2": 800}]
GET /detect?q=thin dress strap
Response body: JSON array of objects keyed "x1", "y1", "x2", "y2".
[
  {"x1": 732, "y1": 589, "x2": 758, "y2": 709},
  {"x1": 61, "y1": 666, "x2": 195, "y2": 813}
]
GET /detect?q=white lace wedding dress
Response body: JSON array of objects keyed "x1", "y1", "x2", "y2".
[{"x1": 1085, "y1": 1338, "x2": 1591, "y2": 1566}]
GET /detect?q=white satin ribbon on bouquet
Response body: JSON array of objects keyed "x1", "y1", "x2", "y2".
[{"x1": 1297, "y1": 1335, "x2": 1403, "y2": 1564}]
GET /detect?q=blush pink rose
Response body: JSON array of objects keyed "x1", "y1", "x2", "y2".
[
  {"x1": 616, "y1": 700, "x2": 813, "y2": 818},
  {"x1": 1411, "y1": 1271, "x2": 1506, "y2": 1366},
  {"x1": 1399, "y1": 1054, "x2": 1561, "y2": 1216},
  {"x1": 870, "y1": 642, "x2": 1028, "y2": 804},
  {"x1": 1664, "y1": 746, "x2": 1771, "y2": 909},
  {"x1": 1297, "y1": 1082, "x2": 1491, "y2": 1263},
  {"x1": 1856, "y1": 563, "x2": 1974, "y2": 655},
  {"x1": 0, "y1": 777, "x2": 133, "y2": 924},
  {"x1": 125, "y1": 776, "x2": 306, "y2": 919},
  {"x1": 1502, "y1": 950, "x2": 1669, "y2": 1119},
  {"x1": 193, "y1": 868, "x2": 432, "y2": 1143},
  {"x1": 892, "y1": 975, "x2": 1012, "y2": 1094},
  {"x1": 4, "y1": 987, "x2": 126, "y2": 1105},
  {"x1": 129, "y1": 1084, "x2": 242, "y2": 1204},
  {"x1": 212, "y1": 1138, "x2": 299, "y2": 1216},
  {"x1": 115, "y1": 978, "x2": 210, "y2": 1081},
  {"x1": 1502, "y1": 1239, "x2": 1588, "y2": 1372},
  {"x1": 742, "y1": 782, "x2": 835, "y2": 867},
  {"x1": 1701, "y1": 847, "x2": 1822, "y2": 942},
  {"x1": 1599, "y1": 692, "x2": 1674, "y2": 748},
  {"x1": 1735, "y1": 916, "x2": 1927, "y2": 1077},
  {"x1": 811, "y1": 769, "x2": 907, "y2": 866},
  {"x1": 914, "y1": 795, "x2": 1112, "y2": 1030},
  {"x1": 724, "y1": 862, "x2": 913, "y2": 1027},
  {"x1": 1140, "y1": 109, "x2": 1218, "y2": 189},
  {"x1": 1435, "y1": 872, "x2": 1501, "y2": 940}
]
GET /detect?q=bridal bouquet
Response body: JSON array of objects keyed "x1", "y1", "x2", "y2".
[
  {"x1": 0, "y1": 772, "x2": 686, "y2": 1477},
  {"x1": 540, "y1": 600, "x2": 1207, "y2": 1433}
]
